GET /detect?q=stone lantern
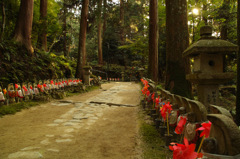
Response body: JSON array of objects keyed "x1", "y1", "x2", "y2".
[
  {"x1": 183, "y1": 26, "x2": 238, "y2": 110},
  {"x1": 83, "y1": 66, "x2": 92, "y2": 85}
]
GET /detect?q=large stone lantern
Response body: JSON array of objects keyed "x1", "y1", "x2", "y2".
[{"x1": 183, "y1": 26, "x2": 238, "y2": 110}]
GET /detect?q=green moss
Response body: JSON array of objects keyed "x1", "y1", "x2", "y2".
[
  {"x1": 139, "y1": 111, "x2": 172, "y2": 159},
  {"x1": 0, "y1": 101, "x2": 46, "y2": 117}
]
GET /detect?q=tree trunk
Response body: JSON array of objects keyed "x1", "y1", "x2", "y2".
[
  {"x1": 120, "y1": 0, "x2": 126, "y2": 67},
  {"x1": 165, "y1": 0, "x2": 192, "y2": 98},
  {"x1": 140, "y1": 0, "x2": 145, "y2": 36},
  {"x1": 13, "y1": 0, "x2": 34, "y2": 55},
  {"x1": 98, "y1": 0, "x2": 103, "y2": 65},
  {"x1": 102, "y1": 0, "x2": 107, "y2": 37},
  {"x1": 63, "y1": 0, "x2": 68, "y2": 57},
  {"x1": 0, "y1": 1, "x2": 6, "y2": 41},
  {"x1": 75, "y1": 0, "x2": 89, "y2": 78},
  {"x1": 38, "y1": 0, "x2": 48, "y2": 51},
  {"x1": 236, "y1": 0, "x2": 240, "y2": 126},
  {"x1": 120, "y1": 0, "x2": 124, "y2": 42},
  {"x1": 202, "y1": 3, "x2": 208, "y2": 25},
  {"x1": 221, "y1": 25, "x2": 228, "y2": 40},
  {"x1": 220, "y1": 0, "x2": 230, "y2": 72},
  {"x1": 220, "y1": 0, "x2": 230, "y2": 40},
  {"x1": 148, "y1": 0, "x2": 158, "y2": 82}
]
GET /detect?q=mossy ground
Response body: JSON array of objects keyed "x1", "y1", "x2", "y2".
[
  {"x1": 0, "y1": 101, "x2": 46, "y2": 117},
  {"x1": 138, "y1": 109, "x2": 172, "y2": 159}
]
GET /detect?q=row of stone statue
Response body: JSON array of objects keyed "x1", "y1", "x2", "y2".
[
  {"x1": 145, "y1": 79, "x2": 240, "y2": 157},
  {"x1": 0, "y1": 79, "x2": 83, "y2": 104}
]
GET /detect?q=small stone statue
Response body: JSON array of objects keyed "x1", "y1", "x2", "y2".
[
  {"x1": 8, "y1": 83, "x2": 16, "y2": 103},
  {"x1": 0, "y1": 86, "x2": 5, "y2": 104},
  {"x1": 202, "y1": 137, "x2": 218, "y2": 154}
]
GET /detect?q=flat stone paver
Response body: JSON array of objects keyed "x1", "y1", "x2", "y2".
[
  {"x1": 21, "y1": 147, "x2": 41, "y2": 151},
  {"x1": 55, "y1": 139, "x2": 72, "y2": 143},
  {"x1": 8, "y1": 152, "x2": 43, "y2": 159}
]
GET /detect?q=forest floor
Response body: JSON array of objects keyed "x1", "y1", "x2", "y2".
[{"x1": 0, "y1": 82, "x2": 143, "y2": 159}]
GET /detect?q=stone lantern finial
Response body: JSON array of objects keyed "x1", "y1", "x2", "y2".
[{"x1": 200, "y1": 25, "x2": 212, "y2": 37}]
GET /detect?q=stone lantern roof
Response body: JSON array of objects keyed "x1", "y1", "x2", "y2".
[{"x1": 183, "y1": 26, "x2": 238, "y2": 57}]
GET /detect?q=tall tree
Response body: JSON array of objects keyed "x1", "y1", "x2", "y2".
[
  {"x1": 120, "y1": 0, "x2": 124, "y2": 42},
  {"x1": 102, "y1": 0, "x2": 107, "y2": 37},
  {"x1": 0, "y1": 1, "x2": 6, "y2": 41},
  {"x1": 63, "y1": 0, "x2": 68, "y2": 57},
  {"x1": 148, "y1": 0, "x2": 158, "y2": 82},
  {"x1": 219, "y1": 0, "x2": 231, "y2": 40},
  {"x1": 236, "y1": 0, "x2": 240, "y2": 126},
  {"x1": 13, "y1": 0, "x2": 34, "y2": 55},
  {"x1": 165, "y1": 0, "x2": 192, "y2": 98},
  {"x1": 75, "y1": 0, "x2": 89, "y2": 78},
  {"x1": 98, "y1": 0, "x2": 103, "y2": 65},
  {"x1": 38, "y1": 0, "x2": 48, "y2": 51}
]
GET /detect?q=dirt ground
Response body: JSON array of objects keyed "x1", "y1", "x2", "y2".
[{"x1": 0, "y1": 82, "x2": 142, "y2": 159}]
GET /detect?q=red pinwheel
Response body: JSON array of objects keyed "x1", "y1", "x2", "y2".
[
  {"x1": 175, "y1": 116, "x2": 187, "y2": 134},
  {"x1": 55, "y1": 82, "x2": 58, "y2": 85},
  {"x1": 37, "y1": 84, "x2": 41, "y2": 89},
  {"x1": 43, "y1": 84, "x2": 47, "y2": 87},
  {"x1": 169, "y1": 138, "x2": 198, "y2": 159},
  {"x1": 30, "y1": 86, "x2": 33, "y2": 90},
  {"x1": 141, "y1": 85, "x2": 149, "y2": 95},
  {"x1": 155, "y1": 96, "x2": 160, "y2": 106},
  {"x1": 151, "y1": 93, "x2": 155, "y2": 101},
  {"x1": 160, "y1": 103, "x2": 167, "y2": 120},
  {"x1": 15, "y1": 84, "x2": 19, "y2": 89},
  {"x1": 50, "y1": 80, "x2": 54, "y2": 84},
  {"x1": 160, "y1": 102, "x2": 172, "y2": 121},
  {"x1": 22, "y1": 86, "x2": 28, "y2": 92},
  {"x1": 195, "y1": 121, "x2": 212, "y2": 154},
  {"x1": 141, "y1": 79, "x2": 148, "y2": 86},
  {"x1": 146, "y1": 90, "x2": 150, "y2": 97},
  {"x1": 196, "y1": 121, "x2": 212, "y2": 138},
  {"x1": 165, "y1": 102, "x2": 173, "y2": 114},
  {"x1": 143, "y1": 80, "x2": 148, "y2": 86}
]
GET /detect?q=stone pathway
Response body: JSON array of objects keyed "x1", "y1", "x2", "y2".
[{"x1": 2, "y1": 82, "x2": 141, "y2": 159}]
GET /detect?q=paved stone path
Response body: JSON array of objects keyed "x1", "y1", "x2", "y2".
[{"x1": 0, "y1": 82, "x2": 141, "y2": 159}]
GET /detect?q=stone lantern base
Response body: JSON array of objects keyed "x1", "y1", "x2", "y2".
[{"x1": 197, "y1": 84, "x2": 219, "y2": 110}]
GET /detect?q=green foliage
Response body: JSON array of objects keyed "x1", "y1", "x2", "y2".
[
  {"x1": 119, "y1": 36, "x2": 148, "y2": 57},
  {"x1": 0, "y1": 101, "x2": 44, "y2": 117},
  {"x1": 0, "y1": 40, "x2": 76, "y2": 87}
]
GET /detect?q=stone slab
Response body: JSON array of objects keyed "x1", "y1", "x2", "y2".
[
  {"x1": 55, "y1": 139, "x2": 72, "y2": 143},
  {"x1": 8, "y1": 151, "x2": 43, "y2": 159},
  {"x1": 21, "y1": 147, "x2": 41, "y2": 151}
]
